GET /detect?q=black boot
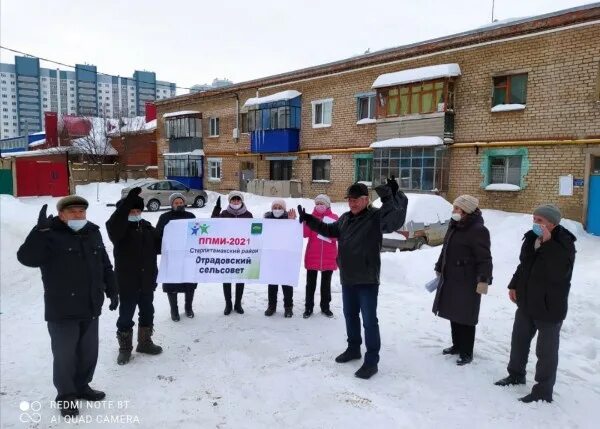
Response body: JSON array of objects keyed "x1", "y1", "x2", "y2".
[
  {"x1": 519, "y1": 392, "x2": 552, "y2": 403},
  {"x1": 321, "y1": 308, "x2": 334, "y2": 318},
  {"x1": 495, "y1": 374, "x2": 526, "y2": 386},
  {"x1": 335, "y1": 348, "x2": 362, "y2": 363},
  {"x1": 116, "y1": 329, "x2": 133, "y2": 365},
  {"x1": 264, "y1": 305, "x2": 276, "y2": 316},
  {"x1": 57, "y1": 395, "x2": 79, "y2": 417},
  {"x1": 234, "y1": 284, "x2": 244, "y2": 314},
  {"x1": 167, "y1": 293, "x2": 180, "y2": 322},
  {"x1": 284, "y1": 306, "x2": 293, "y2": 318},
  {"x1": 456, "y1": 354, "x2": 473, "y2": 366},
  {"x1": 184, "y1": 290, "x2": 195, "y2": 318},
  {"x1": 77, "y1": 385, "x2": 106, "y2": 401},
  {"x1": 223, "y1": 284, "x2": 233, "y2": 315},
  {"x1": 303, "y1": 308, "x2": 313, "y2": 319},
  {"x1": 355, "y1": 363, "x2": 378, "y2": 379},
  {"x1": 443, "y1": 345, "x2": 459, "y2": 355},
  {"x1": 136, "y1": 326, "x2": 163, "y2": 355}
]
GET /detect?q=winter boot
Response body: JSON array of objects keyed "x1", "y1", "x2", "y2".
[
  {"x1": 355, "y1": 363, "x2": 378, "y2": 379},
  {"x1": 303, "y1": 308, "x2": 313, "y2": 319},
  {"x1": 135, "y1": 326, "x2": 163, "y2": 355},
  {"x1": 519, "y1": 392, "x2": 552, "y2": 403},
  {"x1": 77, "y1": 385, "x2": 106, "y2": 401},
  {"x1": 321, "y1": 308, "x2": 334, "y2": 318},
  {"x1": 264, "y1": 305, "x2": 276, "y2": 316},
  {"x1": 116, "y1": 329, "x2": 133, "y2": 365},
  {"x1": 184, "y1": 290, "x2": 195, "y2": 318},
  {"x1": 443, "y1": 345, "x2": 459, "y2": 355},
  {"x1": 234, "y1": 284, "x2": 244, "y2": 314},
  {"x1": 57, "y1": 395, "x2": 79, "y2": 417},
  {"x1": 167, "y1": 293, "x2": 180, "y2": 322},
  {"x1": 456, "y1": 354, "x2": 473, "y2": 366},
  {"x1": 495, "y1": 374, "x2": 526, "y2": 386},
  {"x1": 284, "y1": 306, "x2": 293, "y2": 318},
  {"x1": 223, "y1": 284, "x2": 233, "y2": 315},
  {"x1": 335, "y1": 348, "x2": 362, "y2": 363}
]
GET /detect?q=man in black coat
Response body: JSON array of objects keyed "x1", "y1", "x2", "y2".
[
  {"x1": 106, "y1": 187, "x2": 162, "y2": 365},
  {"x1": 156, "y1": 193, "x2": 197, "y2": 321},
  {"x1": 495, "y1": 204, "x2": 576, "y2": 403},
  {"x1": 298, "y1": 178, "x2": 407, "y2": 379},
  {"x1": 17, "y1": 196, "x2": 118, "y2": 417}
]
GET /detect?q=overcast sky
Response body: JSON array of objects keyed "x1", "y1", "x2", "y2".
[{"x1": 0, "y1": 0, "x2": 596, "y2": 93}]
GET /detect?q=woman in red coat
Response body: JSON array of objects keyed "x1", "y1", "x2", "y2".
[{"x1": 302, "y1": 194, "x2": 339, "y2": 318}]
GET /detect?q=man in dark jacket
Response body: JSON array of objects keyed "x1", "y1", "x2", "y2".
[
  {"x1": 106, "y1": 187, "x2": 162, "y2": 365},
  {"x1": 156, "y1": 193, "x2": 197, "y2": 321},
  {"x1": 17, "y1": 196, "x2": 118, "y2": 417},
  {"x1": 298, "y1": 178, "x2": 408, "y2": 379},
  {"x1": 495, "y1": 204, "x2": 576, "y2": 403}
]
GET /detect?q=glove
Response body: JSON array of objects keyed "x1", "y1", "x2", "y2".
[
  {"x1": 126, "y1": 187, "x2": 142, "y2": 199},
  {"x1": 109, "y1": 294, "x2": 119, "y2": 311},
  {"x1": 386, "y1": 175, "x2": 399, "y2": 196},
  {"x1": 37, "y1": 204, "x2": 53, "y2": 231},
  {"x1": 215, "y1": 196, "x2": 221, "y2": 211},
  {"x1": 297, "y1": 205, "x2": 308, "y2": 224},
  {"x1": 476, "y1": 282, "x2": 489, "y2": 295}
]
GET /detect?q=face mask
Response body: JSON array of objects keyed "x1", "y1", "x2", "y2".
[
  {"x1": 315, "y1": 205, "x2": 327, "y2": 213},
  {"x1": 451, "y1": 213, "x2": 462, "y2": 222},
  {"x1": 67, "y1": 219, "x2": 87, "y2": 231},
  {"x1": 230, "y1": 203, "x2": 242, "y2": 210},
  {"x1": 174, "y1": 206, "x2": 185, "y2": 212},
  {"x1": 532, "y1": 223, "x2": 543, "y2": 237},
  {"x1": 128, "y1": 215, "x2": 142, "y2": 222},
  {"x1": 272, "y1": 209, "x2": 285, "y2": 218}
]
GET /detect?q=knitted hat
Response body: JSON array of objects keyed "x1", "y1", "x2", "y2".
[
  {"x1": 314, "y1": 194, "x2": 331, "y2": 207},
  {"x1": 345, "y1": 183, "x2": 369, "y2": 199},
  {"x1": 271, "y1": 199, "x2": 286, "y2": 210},
  {"x1": 453, "y1": 195, "x2": 479, "y2": 214},
  {"x1": 169, "y1": 193, "x2": 186, "y2": 206},
  {"x1": 56, "y1": 195, "x2": 89, "y2": 211},
  {"x1": 533, "y1": 204, "x2": 561, "y2": 225},
  {"x1": 228, "y1": 191, "x2": 244, "y2": 202}
]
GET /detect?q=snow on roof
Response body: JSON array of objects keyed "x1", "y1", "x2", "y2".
[
  {"x1": 370, "y1": 136, "x2": 444, "y2": 149},
  {"x1": 163, "y1": 149, "x2": 205, "y2": 157},
  {"x1": 243, "y1": 90, "x2": 301, "y2": 108},
  {"x1": 0, "y1": 146, "x2": 71, "y2": 158},
  {"x1": 485, "y1": 183, "x2": 521, "y2": 191},
  {"x1": 491, "y1": 103, "x2": 526, "y2": 112},
  {"x1": 372, "y1": 64, "x2": 461, "y2": 88},
  {"x1": 28, "y1": 139, "x2": 46, "y2": 147},
  {"x1": 163, "y1": 110, "x2": 200, "y2": 119},
  {"x1": 476, "y1": 17, "x2": 530, "y2": 29},
  {"x1": 119, "y1": 116, "x2": 157, "y2": 134}
]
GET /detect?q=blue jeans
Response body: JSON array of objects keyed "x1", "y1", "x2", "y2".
[{"x1": 342, "y1": 284, "x2": 380, "y2": 365}]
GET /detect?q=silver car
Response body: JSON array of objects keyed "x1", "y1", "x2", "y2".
[{"x1": 121, "y1": 179, "x2": 207, "y2": 212}]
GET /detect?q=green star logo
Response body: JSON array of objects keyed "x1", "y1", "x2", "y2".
[{"x1": 200, "y1": 224, "x2": 210, "y2": 234}]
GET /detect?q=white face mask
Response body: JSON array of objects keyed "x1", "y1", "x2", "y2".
[
  {"x1": 272, "y1": 209, "x2": 285, "y2": 218},
  {"x1": 230, "y1": 203, "x2": 242, "y2": 210},
  {"x1": 67, "y1": 219, "x2": 87, "y2": 231},
  {"x1": 451, "y1": 213, "x2": 462, "y2": 222}
]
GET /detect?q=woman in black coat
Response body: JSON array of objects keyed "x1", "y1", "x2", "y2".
[
  {"x1": 432, "y1": 195, "x2": 493, "y2": 365},
  {"x1": 156, "y1": 193, "x2": 197, "y2": 321}
]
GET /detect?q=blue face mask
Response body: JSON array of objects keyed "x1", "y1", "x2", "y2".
[
  {"x1": 67, "y1": 219, "x2": 87, "y2": 232},
  {"x1": 128, "y1": 215, "x2": 142, "y2": 222},
  {"x1": 532, "y1": 223, "x2": 543, "y2": 237}
]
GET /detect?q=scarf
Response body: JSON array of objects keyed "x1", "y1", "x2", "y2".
[{"x1": 226, "y1": 204, "x2": 248, "y2": 217}]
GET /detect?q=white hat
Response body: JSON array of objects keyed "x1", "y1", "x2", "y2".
[
  {"x1": 228, "y1": 191, "x2": 244, "y2": 202},
  {"x1": 314, "y1": 194, "x2": 331, "y2": 207},
  {"x1": 271, "y1": 199, "x2": 286, "y2": 210}
]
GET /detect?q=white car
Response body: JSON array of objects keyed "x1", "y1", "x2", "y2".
[{"x1": 121, "y1": 179, "x2": 207, "y2": 212}]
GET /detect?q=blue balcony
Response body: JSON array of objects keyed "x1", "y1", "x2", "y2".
[{"x1": 250, "y1": 129, "x2": 300, "y2": 153}]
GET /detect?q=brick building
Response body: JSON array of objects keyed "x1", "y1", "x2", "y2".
[{"x1": 155, "y1": 4, "x2": 600, "y2": 232}]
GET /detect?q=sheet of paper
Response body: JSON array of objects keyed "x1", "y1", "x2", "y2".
[{"x1": 559, "y1": 175, "x2": 573, "y2": 196}]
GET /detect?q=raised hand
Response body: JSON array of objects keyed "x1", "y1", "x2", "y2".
[
  {"x1": 37, "y1": 204, "x2": 53, "y2": 231},
  {"x1": 126, "y1": 187, "x2": 142, "y2": 199},
  {"x1": 215, "y1": 196, "x2": 221, "y2": 210},
  {"x1": 287, "y1": 208, "x2": 297, "y2": 220},
  {"x1": 297, "y1": 205, "x2": 308, "y2": 224},
  {"x1": 386, "y1": 175, "x2": 399, "y2": 196}
]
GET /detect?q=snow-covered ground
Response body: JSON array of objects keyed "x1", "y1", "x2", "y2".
[{"x1": 1, "y1": 183, "x2": 599, "y2": 428}]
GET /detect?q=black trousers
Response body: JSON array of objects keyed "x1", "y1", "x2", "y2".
[
  {"x1": 223, "y1": 283, "x2": 244, "y2": 304},
  {"x1": 268, "y1": 285, "x2": 293, "y2": 307},
  {"x1": 507, "y1": 307, "x2": 562, "y2": 398},
  {"x1": 305, "y1": 270, "x2": 332, "y2": 311},
  {"x1": 47, "y1": 318, "x2": 99, "y2": 399},
  {"x1": 117, "y1": 290, "x2": 155, "y2": 332},
  {"x1": 451, "y1": 321, "x2": 476, "y2": 357}
]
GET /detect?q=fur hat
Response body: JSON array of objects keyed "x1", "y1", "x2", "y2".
[
  {"x1": 533, "y1": 204, "x2": 562, "y2": 225},
  {"x1": 453, "y1": 195, "x2": 479, "y2": 214},
  {"x1": 228, "y1": 191, "x2": 244, "y2": 202},
  {"x1": 314, "y1": 194, "x2": 331, "y2": 207},
  {"x1": 169, "y1": 193, "x2": 186, "y2": 206},
  {"x1": 271, "y1": 199, "x2": 286, "y2": 210},
  {"x1": 56, "y1": 195, "x2": 89, "y2": 211}
]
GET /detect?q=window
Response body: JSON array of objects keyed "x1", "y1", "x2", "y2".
[
  {"x1": 240, "y1": 112, "x2": 249, "y2": 133},
  {"x1": 357, "y1": 94, "x2": 376, "y2": 120},
  {"x1": 312, "y1": 159, "x2": 331, "y2": 181},
  {"x1": 209, "y1": 117, "x2": 219, "y2": 136},
  {"x1": 170, "y1": 181, "x2": 187, "y2": 191},
  {"x1": 376, "y1": 80, "x2": 451, "y2": 117},
  {"x1": 270, "y1": 160, "x2": 293, "y2": 180},
  {"x1": 492, "y1": 74, "x2": 528, "y2": 106},
  {"x1": 312, "y1": 99, "x2": 333, "y2": 127},
  {"x1": 489, "y1": 156, "x2": 522, "y2": 185},
  {"x1": 208, "y1": 158, "x2": 222, "y2": 181},
  {"x1": 165, "y1": 116, "x2": 201, "y2": 138}
]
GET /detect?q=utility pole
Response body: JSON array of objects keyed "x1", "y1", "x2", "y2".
[{"x1": 491, "y1": 0, "x2": 496, "y2": 23}]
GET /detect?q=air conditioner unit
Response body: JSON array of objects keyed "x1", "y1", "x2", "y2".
[{"x1": 232, "y1": 128, "x2": 240, "y2": 139}]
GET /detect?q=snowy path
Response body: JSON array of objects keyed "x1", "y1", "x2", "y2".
[{"x1": 1, "y1": 184, "x2": 599, "y2": 428}]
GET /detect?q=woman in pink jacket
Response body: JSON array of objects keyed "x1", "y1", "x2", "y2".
[{"x1": 303, "y1": 194, "x2": 339, "y2": 318}]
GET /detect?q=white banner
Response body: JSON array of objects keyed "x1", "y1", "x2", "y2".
[{"x1": 157, "y1": 218, "x2": 303, "y2": 286}]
